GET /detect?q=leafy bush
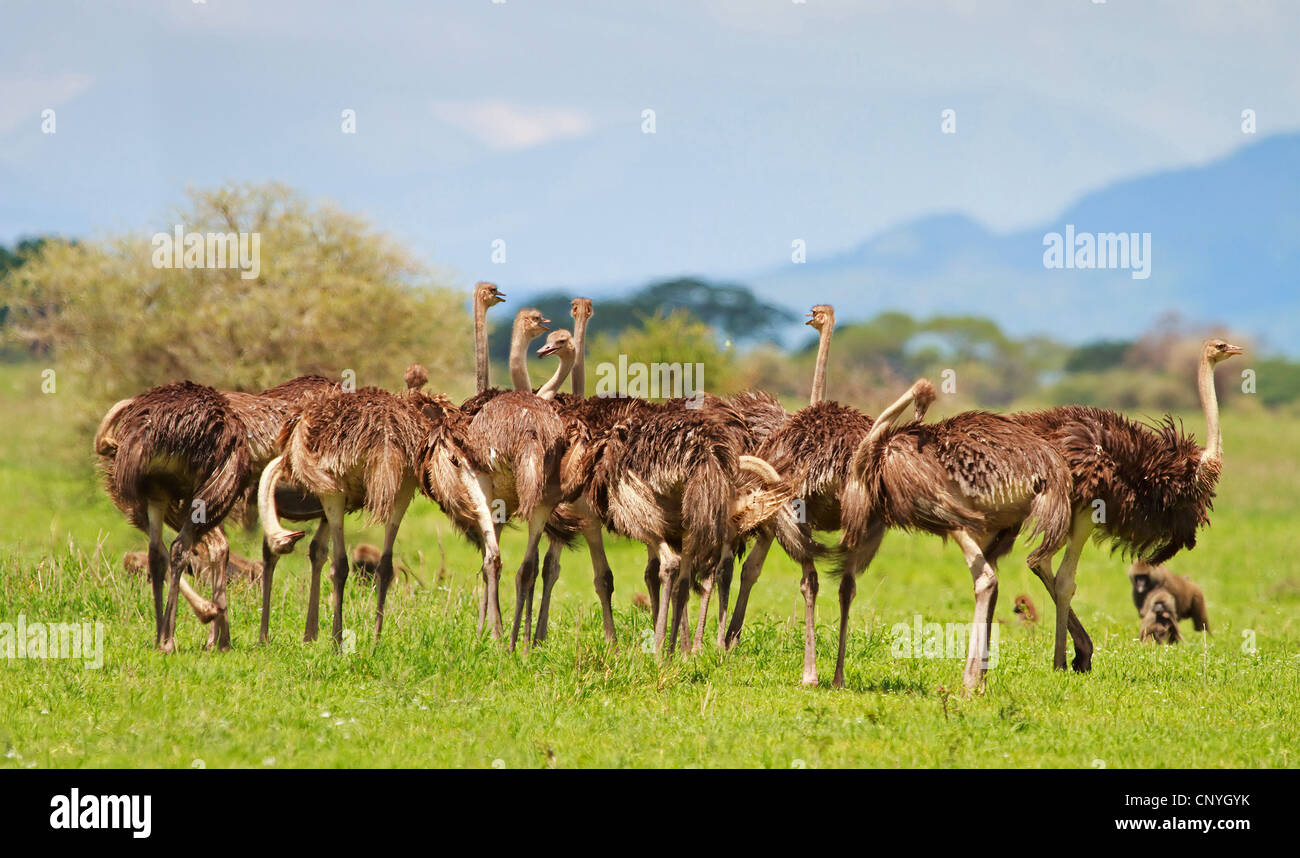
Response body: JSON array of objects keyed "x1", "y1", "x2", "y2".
[{"x1": 1, "y1": 183, "x2": 473, "y2": 422}]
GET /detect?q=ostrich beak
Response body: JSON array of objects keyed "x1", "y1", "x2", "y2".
[
  {"x1": 495, "y1": 290, "x2": 506, "y2": 300},
  {"x1": 804, "y1": 313, "x2": 816, "y2": 326},
  {"x1": 537, "y1": 343, "x2": 559, "y2": 357},
  {"x1": 1223, "y1": 343, "x2": 1244, "y2": 356}
]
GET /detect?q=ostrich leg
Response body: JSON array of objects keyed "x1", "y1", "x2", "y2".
[
  {"x1": 1052, "y1": 512, "x2": 1094, "y2": 671},
  {"x1": 581, "y1": 521, "x2": 618, "y2": 644},
  {"x1": 159, "y1": 519, "x2": 198, "y2": 653},
  {"x1": 474, "y1": 474, "x2": 505, "y2": 639},
  {"x1": 373, "y1": 482, "x2": 415, "y2": 641},
  {"x1": 1029, "y1": 561, "x2": 1092, "y2": 672},
  {"x1": 725, "y1": 531, "x2": 772, "y2": 649},
  {"x1": 204, "y1": 527, "x2": 232, "y2": 651},
  {"x1": 259, "y1": 537, "x2": 278, "y2": 644},
  {"x1": 798, "y1": 558, "x2": 820, "y2": 686},
  {"x1": 302, "y1": 523, "x2": 330, "y2": 642},
  {"x1": 954, "y1": 531, "x2": 998, "y2": 691},
  {"x1": 319, "y1": 493, "x2": 350, "y2": 647},
  {"x1": 509, "y1": 508, "x2": 552, "y2": 652},
  {"x1": 643, "y1": 545, "x2": 660, "y2": 621},
  {"x1": 668, "y1": 557, "x2": 694, "y2": 658},
  {"x1": 692, "y1": 571, "x2": 714, "y2": 654},
  {"x1": 651, "y1": 543, "x2": 679, "y2": 657},
  {"x1": 831, "y1": 525, "x2": 884, "y2": 688},
  {"x1": 145, "y1": 501, "x2": 168, "y2": 646},
  {"x1": 534, "y1": 537, "x2": 564, "y2": 643},
  {"x1": 714, "y1": 550, "x2": 735, "y2": 648}
]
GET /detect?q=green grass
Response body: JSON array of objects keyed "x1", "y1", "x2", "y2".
[{"x1": 1, "y1": 363, "x2": 1298, "y2": 768}]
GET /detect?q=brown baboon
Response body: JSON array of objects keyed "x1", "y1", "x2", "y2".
[
  {"x1": 1138, "y1": 589, "x2": 1184, "y2": 644},
  {"x1": 1130, "y1": 560, "x2": 1209, "y2": 642}
]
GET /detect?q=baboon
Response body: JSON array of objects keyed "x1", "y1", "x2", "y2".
[
  {"x1": 1138, "y1": 589, "x2": 1183, "y2": 644},
  {"x1": 1130, "y1": 560, "x2": 1209, "y2": 642}
]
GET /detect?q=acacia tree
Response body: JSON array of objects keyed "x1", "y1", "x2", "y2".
[{"x1": 2, "y1": 183, "x2": 473, "y2": 417}]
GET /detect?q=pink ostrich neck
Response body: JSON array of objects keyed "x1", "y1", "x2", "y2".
[
  {"x1": 1198, "y1": 352, "x2": 1223, "y2": 467},
  {"x1": 571, "y1": 313, "x2": 589, "y2": 397},
  {"x1": 474, "y1": 293, "x2": 491, "y2": 394},
  {"x1": 810, "y1": 318, "x2": 834, "y2": 405},
  {"x1": 509, "y1": 318, "x2": 536, "y2": 392},
  {"x1": 537, "y1": 350, "x2": 575, "y2": 400}
]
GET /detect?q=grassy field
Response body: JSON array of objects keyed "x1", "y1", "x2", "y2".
[{"x1": 1, "y1": 364, "x2": 1298, "y2": 768}]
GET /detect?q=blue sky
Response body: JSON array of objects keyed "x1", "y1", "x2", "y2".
[{"x1": 3, "y1": 0, "x2": 1298, "y2": 292}]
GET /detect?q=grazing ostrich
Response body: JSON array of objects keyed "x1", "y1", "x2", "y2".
[
  {"x1": 833, "y1": 379, "x2": 1074, "y2": 690},
  {"x1": 1010, "y1": 338, "x2": 1241, "y2": 672},
  {"x1": 465, "y1": 309, "x2": 577, "y2": 649},
  {"x1": 223, "y1": 374, "x2": 338, "y2": 643},
  {"x1": 96, "y1": 381, "x2": 249, "y2": 652},
  {"x1": 724, "y1": 303, "x2": 885, "y2": 684},
  {"x1": 258, "y1": 378, "x2": 434, "y2": 644}
]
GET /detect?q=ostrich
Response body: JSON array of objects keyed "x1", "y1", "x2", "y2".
[
  {"x1": 1009, "y1": 338, "x2": 1242, "y2": 672},
  {"x1": 835, "y1": 379, "x2": 1074, "y2": 690},
  {"x1": 561, "y1": 389, "x2": 793, "y2": 657},
  {"x1": 723, "y1": 303, "x2": 886, "y2": 684},
  {"x1": 96, "y1": 374, "x2": 339, "y2": 645},
  {"x1": 223, "y1": 373, "x2": 338, "y2": 643},
  {"x1": 464, "y1": 309, "x2": 577, "y2": 649},
  {"x1": 95, "y1": 381, "x2": 249, "y2": 652},
  {"x1": 258, "y1": 376, "x2": 436, "y2": 644}
]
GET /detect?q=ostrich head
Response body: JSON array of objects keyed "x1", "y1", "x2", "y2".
[
  {"x1": 805, "y1": 304, "x2": 835, "y2": 330},
  {"x1": 911, "y1": 377, "x2": 937, "y2": 423},
  {"x1": 537, "y1": 329, "x2": 575, "y2": 359},
  {"x1": 1203, "y1": 338, "x2": 1243, "y2": 365},
  {"x1": 571, "y1": 297, "x2": 593, "y2": 321},
  {"x1": 476, "y1": 281, "x2": 506, "y2": 308},
  {"x1": 404, "y1": 363, "x2": 428, "y2": 391},
  {"x1": 516, "y1": 308, "x2": 551, "y2": 340}
]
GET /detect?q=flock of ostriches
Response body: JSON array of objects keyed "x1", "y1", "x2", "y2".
[{"x1": 93, "y1": 282, "x2": 1242, "y2": 690}]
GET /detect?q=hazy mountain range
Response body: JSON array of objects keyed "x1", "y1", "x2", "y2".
[{"x1": 735, "y1": 134, "x2": 1299, "y2": 352}]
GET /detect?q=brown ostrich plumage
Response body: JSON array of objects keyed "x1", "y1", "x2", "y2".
[
  {"x1": 847, "y1": 411, "x2": 1071, "y2": 568},
  {"x1": 275, "y1": 385, "x2": 427, "y2": 525},
  {"x1": 97, "y1": 380, "x2": 250, "y2": 651},
  {"x1": 103, "y1": 381, "x2": 250, "y2": 538},
  {"x1": 1013, "y1": 406, "x2": 1211, "y2": 565}
]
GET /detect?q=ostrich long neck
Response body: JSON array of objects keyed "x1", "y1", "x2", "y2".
[
  {"x1": 1198, "y1": 354, "x2": 1223, "y2": 467},
  {"x1": 509, "y1": 322, "x2": 535, "y2": 392},
  {"x1": 537, "y1": 352, "x2": 576, "y2": 400},
  {"x1": 474, "y1": 295, "x2": 490, "y2": 394},
  {"x1": 572, "y1": 314, "x2": 589, "y2": 397},
  {"x1": 810, "y1": 319, "x2": 834, "y2": 405}
]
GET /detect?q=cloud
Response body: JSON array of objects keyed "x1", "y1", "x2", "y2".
[
  {"x1": 0, "y1": 73, "x2": 94, "y2": 136},
  {"x1": 431, "y1": 100, "x2": 593, "y2": 150}
]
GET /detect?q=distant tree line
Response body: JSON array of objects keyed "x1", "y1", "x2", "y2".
[{"x1": 4, "y1": 183, "x2": 1297, "y2": 422}]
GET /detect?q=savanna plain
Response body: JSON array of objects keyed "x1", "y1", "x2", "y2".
[{"x1": 1, "y1": 365, "x2": 1297, "y2": 768}]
